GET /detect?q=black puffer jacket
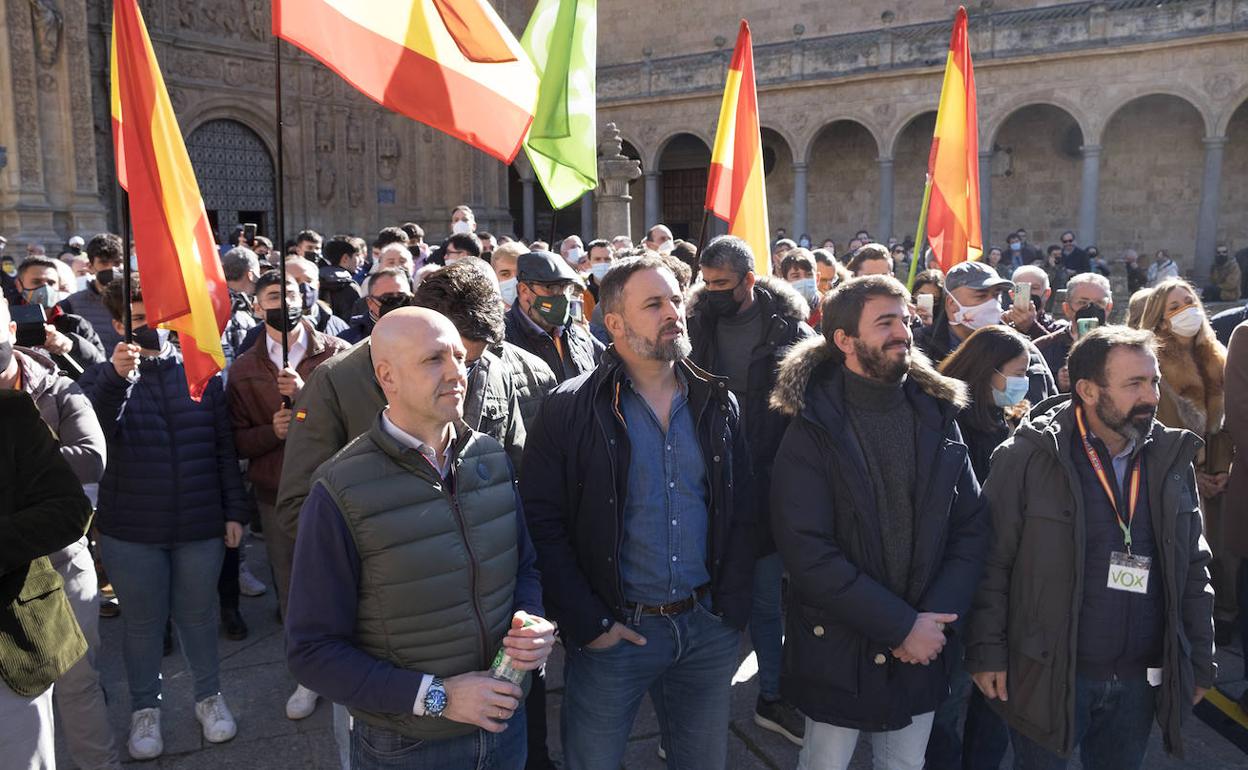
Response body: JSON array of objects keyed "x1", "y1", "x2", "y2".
[
  {"x1": 492, "y1": 340, "x2": 557, "y2": 433},
  {"x1": 79, "y1": 349, "x2": 251, "y2": 544},
  {"x1": 503, "y1": 302, "x2": 603, "y2": 383},
  {"x1": 520, "y1": 347, "x2": 757, "y2": 647},
  {"x1": 687, "y1": 274, "x2": 814, "y2": 555},
  {"x1": 768, "y1": 337, "x2": 990, "y2": 730}
]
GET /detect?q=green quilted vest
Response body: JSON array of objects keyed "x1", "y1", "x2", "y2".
[{"x1": 315, "y1": 420, "x2": 520, "y2": 741}]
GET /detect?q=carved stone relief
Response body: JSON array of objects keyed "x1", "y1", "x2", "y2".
[{"x1": 30, "y1": 0, "x2": 63, "y2": 68}]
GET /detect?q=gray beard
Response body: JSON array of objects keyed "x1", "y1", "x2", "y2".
[{"x1": 622, "y1": 321, "x2": 690, "y2": 362}]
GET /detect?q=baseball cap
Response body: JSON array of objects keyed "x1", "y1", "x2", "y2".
[
  {"x1": 518, "y1": 250, "x2": 584, "y2": 287},
  {"x1": 944, "y1": 260, "x2": 1012, "y2": 294},
  {"x1": 68, "y1": 235, "x2": 85, "y2": 248}
]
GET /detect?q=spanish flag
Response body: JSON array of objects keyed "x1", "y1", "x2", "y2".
[
  {"x1": 111, "y1": 0, "x2": 229, "y2": 400},
  {"x1": 274, "y1": 0, "x2": 539, "y2": 164},
  {"x1": 925, "y1": 7, "x2": 982, "y2": 273},
  {"x1": 705, "y1": 20, "x2": 770, "y2": 275}
]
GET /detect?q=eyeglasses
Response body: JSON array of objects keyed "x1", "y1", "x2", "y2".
[{"x1": 1061, "y1": 239, "x2": 1074, "y2": 244}]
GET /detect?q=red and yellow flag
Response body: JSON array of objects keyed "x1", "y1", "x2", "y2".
[
  {"x1": 925, "y1": 6, "x2": 982, "y2": 273},
  {"x1": 274, "y1": 0, "x2": 539, "y2": 164},
  {"x1": 111, "y1": 0, "x2": 229, "y2": 400},
  {"x1": 705, "y1": 20, "x2": 770, "y2": 275}
]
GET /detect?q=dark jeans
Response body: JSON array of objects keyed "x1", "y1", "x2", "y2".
[
  {"x1": 926, "y1": 653, "x2": 1010, "y2": 770},
  {"x1": 217, "y1": 544, "x2": 240, "y2": 611},
  {"x1": 524, "y1": 669, "x2": 555, "y2": 770},
  {"x1": 561, "y1": 600, "x2": 739, "y2": 770},
  {"x1": 1237, "y1": 559, "x2": 1248, "y2": 649},
  {"x1": 350, "y1": 709, "x2": 526, "y2": 770},
  {"x1": 1009, "y1": 675, "x2": 1155, "y2": 770}
]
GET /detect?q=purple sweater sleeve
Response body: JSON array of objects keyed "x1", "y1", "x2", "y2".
[{"x1": 284, "y1": 483, "x2": 425, "y2": 716}]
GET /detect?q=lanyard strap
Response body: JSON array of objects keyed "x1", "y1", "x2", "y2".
[{"x1": 1075, "y1": 404, "x2": 1142, "y2": 552}]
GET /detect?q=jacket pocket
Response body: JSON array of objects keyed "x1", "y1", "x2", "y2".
[
  {"x1": 1010, "y1": 629, "x2": 1057, "y2": 733},
  {"x1": 11, "y1": 564, "x2": 68, "y2": 644},
  {"x1": 783, "y1": 604, "x2": 860, "y2": 696}
]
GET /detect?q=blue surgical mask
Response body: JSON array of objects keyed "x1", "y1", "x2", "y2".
[
  {"x1": 992, "y1": 373, "x2": 1029, "y2": 407},
  {"x1": 590, "y1": 262, "x2": 611, "y2": 282},
  {"x1": 499, "y1": 277, "x2": 518, "y2": 306},
  {"x1": 790, "y1": 277, "x2": 818, "y2": 304}
]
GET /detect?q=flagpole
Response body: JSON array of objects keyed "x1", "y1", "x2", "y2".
[
  {"x1": 121, "y1": 188, "x2": 133, "y2": 344},
  {"x1": 906, "y1": 177, "x2": 933, "y2": 291},
  {"x1": 697, "y1": 209, "x2": 711, "y2": 248},
  {"x1": 273, "y1": 34, "x2": 289, "y2": 371}
]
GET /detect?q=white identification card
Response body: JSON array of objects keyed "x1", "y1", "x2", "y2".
[{"x1": 1107, "y1": 551, "x2": 1151, "y2": 594}]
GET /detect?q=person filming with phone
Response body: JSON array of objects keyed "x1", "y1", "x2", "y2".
[{"x1": 1035, "y1": 273, "x2": 1114, "y2": 392}]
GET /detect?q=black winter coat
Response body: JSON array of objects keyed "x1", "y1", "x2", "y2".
[
  {"x1": 520, "y1": 347, "x2": 756, "y2": 647},
  {"x1": 915, "y1": 311, "x2": 1057, "y2": 406},
  {"x1": 687, "y1": 275, "x2": 814, "y2": 556},
  {"x1": 768, "y1": 338, "x2": 990, "y2": 730},
  {"x1": 79, "y1": 349, "x2": 251, "y2": 544}
]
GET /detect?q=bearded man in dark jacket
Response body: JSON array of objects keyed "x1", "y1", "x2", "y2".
[
  {"x1": 769, "y1": 274, "x2": 990, "y2": 770},
  {"x1": 686, "y1": 234, "x2": 814, "y2": 744}
]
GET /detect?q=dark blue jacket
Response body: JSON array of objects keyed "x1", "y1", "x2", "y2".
[
  {"x1": 79, "y1": 349, "x2": 251, "y2": 544},
  {"x1": 768, "y1": 338, "x2": 990, "y2": 731}
]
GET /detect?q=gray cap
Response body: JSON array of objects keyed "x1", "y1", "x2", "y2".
[
  {"x1": 518, "y1": 250, "x2": 583, "y2": 287},
  {"x1": 944, "y1": 260, "x2": 1012, "y2": 293},
  {"x1": 221, "y1": 246, "x2": 261, "y2": 282}
]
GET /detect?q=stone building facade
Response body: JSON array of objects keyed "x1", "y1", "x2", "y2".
[{"x1": 1, "y1": 0, "x2": 1246, "y2": 280}]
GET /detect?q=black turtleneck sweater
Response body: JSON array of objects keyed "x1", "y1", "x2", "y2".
[{"x1": 843, "y1": 368, "x2": 918, "y2": 598}]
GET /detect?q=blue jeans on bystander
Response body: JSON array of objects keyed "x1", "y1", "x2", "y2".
[
  {"x1": 350, "y1": 708, "x2": 526, "y2": 770},
  {"x1": 1009, "y1": 675, "x2": 1155, "y2": 770}
]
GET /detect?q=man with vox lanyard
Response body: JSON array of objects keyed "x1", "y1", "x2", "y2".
[{"x1": 966, "y1": 326, "x2": 1215, "y2": 768}]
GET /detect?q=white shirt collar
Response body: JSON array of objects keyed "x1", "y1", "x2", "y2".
[
  {"x1": 265, "y1": 323, "x2": 307, "y2": 368},
  {"x1": 380, "y1": 409, "x2": 457, "y2": 476}
]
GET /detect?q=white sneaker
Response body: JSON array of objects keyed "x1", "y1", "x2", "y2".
[
  {"x1": 128, "y1": 707, "x2": 163, "y2": 760},
  {"x1": 195, "y1": 693, "x2": 238, "y2": 743},
  {"x1": 657, "y1": 744, "x2": 667, "y2": 761},
  {"x1": 286, "y1": 684, "x2": 320, "y2": 720},
  {"x1": 238, "y1": 562, "x2": 267, "y2": 597}
]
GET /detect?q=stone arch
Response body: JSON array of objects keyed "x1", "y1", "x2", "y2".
[
  {"x1": 804, "y1": 117, "x2": 884, "y2": 165},
  {"x1": 761, "y1": 126, "x2": 796, "y2": 238},
  {"x1": 185, "y1": 119, "x2": 276, "y2": 246},
  {"x1": 984, "y1": 97, "x2": 1091, "y2": 150},
  {"x1": 1092, "y1": 87, "x2": 1216, "y2": 145},
  {"x1": 1099, "y1": 93, "x2": 1205, "y2": 266},
  {"x1": 178, "y1": 97, "x2": 281, "y2": 168},
  {"x1": 1214, "y1": 85, "x2": 1248, "y2": 138},
  {"x1": 647, "y1": 127, "x2": 713, "y2": 174},
  {"x1": 890, "y1": 110, "x2": 938, "y2": 246},
  {"x1": 986, "y1": 104, "x2": 1086, "y2": 247},
  {"x1": 882, "y1": 106, "x2": 938, "y2": 160},
  {"x1": 805, "y1": 119, "x2": 882, "y2": 246},
  {"x1": 654, "y1": 133, "x2": 712, "y2": 241},
  {"x1": 1218, "y1": 100, "x2": 1248, "y2": 250}
]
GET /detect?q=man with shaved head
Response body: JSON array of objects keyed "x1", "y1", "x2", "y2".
[{"x1": 286, "y1": 308, "x2": 555, "y2": 769}]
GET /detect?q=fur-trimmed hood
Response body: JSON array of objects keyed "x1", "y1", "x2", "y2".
[
  {"x1": 688, "y1": 273, "x2": 810, "y2": 325},
  {"x1": 1156, "y1": 339, "x2": 1226, "y2": 437},
  {"x1": 769, "y1": 335, "x2": 969, "y2": 417}
]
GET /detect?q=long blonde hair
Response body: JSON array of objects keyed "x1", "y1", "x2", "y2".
[{"x1": 1137, "y1": 278, "x2": 1220, "y2": 360}]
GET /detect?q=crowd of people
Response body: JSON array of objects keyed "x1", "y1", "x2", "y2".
[{"x1": 0, "y1": 207, "x2": 1241, "y2": 770}]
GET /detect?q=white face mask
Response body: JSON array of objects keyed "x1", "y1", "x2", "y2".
[
  {"x1": 564, "y1": 246, "x2": 584, "y2": 266},
  {"x1": 1167, "y1": 306, "x2": 1204, "y2": 338},
  {"x1": 657, "y1": 239, "x2": 674, "y2": 255},
  {"x1": 75, "y1": 274, "x2": 92, "y2": 292},
  {"x1": 451, "y1": 220, "x2": 472, "y2": 235},
  {"x1": 950, "y1": 294, "x2": 1003, "y2": 330},
  {"x1": 590, "y1": 262, "x2": 611, "y2": 281},
  {"x1": 445, "y1": 256, "x2": 460, "y2": 266},
  {"x1": 499, "y1": 277, "x2": 518, "y2": 307}
]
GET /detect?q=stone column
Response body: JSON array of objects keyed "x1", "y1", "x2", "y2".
[
  {"x1": 792, "y1": 162, "x2": 808, "y2": 241},
  {"x1": 1077, "y1": 144, "x2": 1101, "y2": 248},
  {"x1": 979, "y1": 149, "x2": 994, "y2": 247},
  {"x1": 1194, "y1": 135, "x2": 1227, "y2": 283},
  {"x1": 877, "y1": 157, "x2": 894, "y2": 242},
  {"x1": 594, "y1": 123, "x2": 642, "y2": 241},
  {"x1": 644, "y1": 171, "x2": 662, "y2": 230},
  {"x1": 581, "y1": 192, "x2": 594, "y2": 238},
  {"x1": 522, "y1": 178, "x2": 537, "y2": 243}
]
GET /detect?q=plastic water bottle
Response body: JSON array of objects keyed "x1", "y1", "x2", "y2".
[{"x1": 490, "y1": 616, "x2": 537, "y2": 685}]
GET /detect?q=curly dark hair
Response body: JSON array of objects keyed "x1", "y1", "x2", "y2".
[
  {"x1": 86, "y1": 233, "x2": 124, "y2": 266},
  {"x1": 412, "y1": 261, "x2": 504, "y2": 344}
]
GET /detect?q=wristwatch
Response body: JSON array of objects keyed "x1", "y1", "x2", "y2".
[{"x1": 423, "y1": 677, "x2": 448, "y2": 718}]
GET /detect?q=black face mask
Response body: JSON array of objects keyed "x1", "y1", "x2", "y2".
[
  {"x1": 703, "y1": 287, "x2": 742, "y2": 319},
  {"x1": 1216, "y1": 252, "x2": 1230, "y2": 264},
  {"x1": 0, "y1": 340, "x2": 12, "y2": 373},
  {"x1": 376, "y1": 292, "x2": 412, "y2": 319},
  {"x1": 265, "y1": 304, "x2": 303, "y2": 333},
  {"x1": 1074, "y1": 303, "x2": 1107, "y2": 327},
  {"x1": 95, "y1": 267, "x2": 117, "y2": 287},
  {"x1": 299, "y1": 282, "x2": 318, "y2": 312},
  {"x1": 132, "y1": 325, "x2": 161, "y2": 351}
]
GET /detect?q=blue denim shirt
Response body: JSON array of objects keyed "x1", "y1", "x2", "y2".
[{"x1": 617, "y1": 376, "x2": 712, "y2": 606}]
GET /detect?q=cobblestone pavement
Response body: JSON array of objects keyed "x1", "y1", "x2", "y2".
[{"x1": 56, "y1": 535, "x2": 1248, "y2": 768}]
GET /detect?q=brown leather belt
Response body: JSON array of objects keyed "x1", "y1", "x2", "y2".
[{"x1": 627, "y1": 585, "x2": 711, "y2": 619}]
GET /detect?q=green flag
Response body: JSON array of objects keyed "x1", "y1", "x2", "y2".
[{"x1": 521, "y1": 0, "x2": 597, "y2": 210}]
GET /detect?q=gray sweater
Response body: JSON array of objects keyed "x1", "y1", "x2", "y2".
[{"x1": 843, "y1": 368, "x2": 917, "y2": 598}]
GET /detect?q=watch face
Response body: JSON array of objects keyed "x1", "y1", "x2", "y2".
[{"x1": 424, "y1": 686, "x2": 447, "y2": 715}]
